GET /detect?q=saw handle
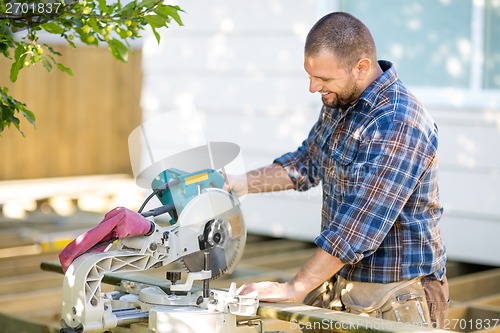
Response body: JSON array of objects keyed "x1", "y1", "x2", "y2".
[
  {"x1": 140, "y1": 203, "x2": 176, "y2": 217},
  {"x1": 137, "y1": 178, "x2": 181, "y2": 214}
]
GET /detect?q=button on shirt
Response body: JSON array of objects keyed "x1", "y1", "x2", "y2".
[{"x1": 274, "y1": 61, "x2": 446, "y2": 283}]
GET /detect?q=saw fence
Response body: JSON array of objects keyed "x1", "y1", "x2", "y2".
[{"x1": 1, "y1": 210, "x2": 500, "y2": 333}]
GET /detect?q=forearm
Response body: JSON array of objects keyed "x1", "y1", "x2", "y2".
[
  {"x1": 237, "y1": 247, "x2": 344, "y2": 302},
  {"x1": 288, "y1": 247, "x2": 344, "y2": 299},
  {"x1": 246, "y1": 163, "x2": 294, "y2": 194}
]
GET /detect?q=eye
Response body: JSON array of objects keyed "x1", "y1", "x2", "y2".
[{"x1": 308, "y1": 75, "x2": 332, "y2": 83}]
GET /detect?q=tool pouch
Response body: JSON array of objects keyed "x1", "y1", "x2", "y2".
[{"x1": 336, "y1": 276, "x2": 431, "y2": 325}]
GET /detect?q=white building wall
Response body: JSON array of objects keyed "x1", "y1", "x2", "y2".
[
  {"x1": 141, "y1": 0, "x2": 329, "y2": 242},
  {"x1": 435, "y1": 110, "x2": 500, "y2": 266},
  {"x1": 141, "y1": 0, "x2": 500, "y2": 265}
]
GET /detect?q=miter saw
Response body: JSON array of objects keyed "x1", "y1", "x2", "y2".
[{"x1": 59, "y1": 167, "x2": 264, "y2": 333}]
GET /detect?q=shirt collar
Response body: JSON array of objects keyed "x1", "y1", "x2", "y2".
[{"x1": 357, "y1": 60, "x2": 398, "y2": 108}]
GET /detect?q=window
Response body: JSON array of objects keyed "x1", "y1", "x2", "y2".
[
  {"x1": 484, "y1": 0, "x2": 500, "y2": 89},
  {"x1": 334, "y1": 0, "x2": 500, "y2": 105}
]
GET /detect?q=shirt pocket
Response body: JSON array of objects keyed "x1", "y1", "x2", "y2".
[
  {"x1": 332, "y1": 134, "x2": 359, "y2": 166},
  {"x1": 330, "y1": 133, "x2": 360, "y2": 198}
]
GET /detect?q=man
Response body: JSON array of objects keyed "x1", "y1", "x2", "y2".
[{"x1": 234, "y1": 12, "x2": 448, "y2": 328}]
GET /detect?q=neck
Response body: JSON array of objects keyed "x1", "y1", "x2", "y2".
[
  {"x1": 370, "y1": 61, "x2": 384, "y2": 82},
  {"x1": 358, "y1": 61, "x2": 383, "y2": 93}
]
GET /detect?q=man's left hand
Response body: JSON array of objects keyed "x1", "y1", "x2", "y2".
[{"x1": 238, "y1": 281, "x2": 298, "y2": 302}]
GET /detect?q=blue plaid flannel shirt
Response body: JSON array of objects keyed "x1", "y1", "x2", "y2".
[{"x1": 275, "y1": 61, "x2": 446, "y2": 283}]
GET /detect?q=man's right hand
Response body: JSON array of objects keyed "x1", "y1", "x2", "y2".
[{"x1": 224, "y1": 173, "x2": 249, "y2": 197}]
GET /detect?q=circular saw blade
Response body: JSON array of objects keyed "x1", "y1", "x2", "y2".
[
  {"x1": 181, "y1": 233, "x2": 246, "y2": 279},
  {"x1": 178, "y1": 189, "x2": 246, "y2": 279}
]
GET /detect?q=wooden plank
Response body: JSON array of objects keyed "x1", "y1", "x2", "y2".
[
  {"x1": 0, "y1": 232, "x2": 32, "y2": 249},
  {"x1": 474, "y1": 294, "x2": 500, "y2": 308},
  {"x1": 238, "y1": 248, "x2": 316, "y2": 270},
  {"x1": 241, "y1": 238, "x2": 314, "y2": 258},
  {"x1": 447, "y1": 306, "x2": 500, "y2": 333},
  {"x1": 0, "y1": 253, "x2": 58, "y2": 278},
  {"x1": 257, "y1": 302, "x2": 443, "y2": 333},
  {"x1": 0, "y1": 288, "x2": 62, "y2": 315},
  {"x1": 446, "y1": 261, "x2": 497, "y2": 280},
  {"x1": 0, "y1": 312, "x2": 60, "y2": 333},
  {"x1": 448, "y1": 268, "x2": 500, "y2": 302},
  {"x1": 0, "y1": 272, "x2": 63, "y2": 295}
]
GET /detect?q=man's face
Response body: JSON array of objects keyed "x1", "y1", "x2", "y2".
[{"x1": 304, "y1": 52, "x2": 360, "y2": 110}]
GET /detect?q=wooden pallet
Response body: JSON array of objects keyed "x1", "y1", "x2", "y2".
[{"x1": 1, "y1": 212, "x2": 500, "y2": 333}]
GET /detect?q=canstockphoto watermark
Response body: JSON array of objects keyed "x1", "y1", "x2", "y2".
[
  {"x1": 1, "y1": 0, "x2": 77, "y2": 31},
  {"x1": 289, "y1": 319, "x2": 434, "y2": 331}
]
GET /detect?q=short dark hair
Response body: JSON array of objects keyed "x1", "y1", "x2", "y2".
[{"x1": 305, "y1": 12, "x2": 377, "y2": 69}]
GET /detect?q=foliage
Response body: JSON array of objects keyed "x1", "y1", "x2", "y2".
[{"x1": 0, "y1": 0, "x2": 183, "y2": 136}]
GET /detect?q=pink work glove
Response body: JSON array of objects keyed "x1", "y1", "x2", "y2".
[{"x1": 59, "y1": 207, "x2": 153, "y2": 273}]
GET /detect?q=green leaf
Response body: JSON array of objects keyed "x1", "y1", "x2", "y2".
[
  {"x1": 97, "y1": 0, "x2": 109, "y2": 14},
  {"x1": 22, "y1": 108, "x2": 36, "y2": 125},
  {"x1": 57, "y1": 63, "x2": 74, "y2": 76},
  {"x1": 117, "y1": 27, "x2": 130, "y2": 39},
  {"x1": 67, "y1": 39, "x2": 77, "y2": 48},
  {"x1": 120, "y1": 0, "x2": 137, "y2": 14},
  {"x1": 88, "y1": 17, "x2": 100, "y2": 33},
  {"x1": 47, "y1": 54, "x2": 57, "y2": 64},
  {"x1": 151, "y1": 26, "x2": 160, "y2": 44},
  {"x1": 0, "y1": 86, "x2": 34, "y2": 136},
  {"x1": 42, "y1": 57, "x2": 53, "y2": 72},
  {"x1": 41, "y1": 22, "x2": 65, "y2": 35},
  {"x1": 154, "y1": 5, "x2": 184, "y2": 26},
  {"x1": 139, "y1": 0, "x2": 160, "y2": 9},
  {"x1": 0, "y1": 42, "x2": 10, "y2": 57},
  {"x1": 10, "y1": 45, "x2": 26, "y2": 82},
  {"x1": 9, "y1": 114, "x2": 21, "y2": 131},
  {"x1": 46, "y1": 45, "x2": 62, "y2": 56},
  {"x1": 108, "y1": 39, "x2": 128, "y2": 62},
  {"x1": 145, "y1": 14, "x2": 167, "y2": 28},
  {"x1": 72, "y1": 18, "x2": 83, "y2": 29}
]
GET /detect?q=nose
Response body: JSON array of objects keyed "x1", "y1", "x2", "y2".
[{"x1": 309, "y1": 77, "x2": 321, "y2": 94}]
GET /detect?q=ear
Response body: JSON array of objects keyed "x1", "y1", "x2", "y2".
[{"x1": 353, "y1": 58, "x2": 371, "y2": 80}]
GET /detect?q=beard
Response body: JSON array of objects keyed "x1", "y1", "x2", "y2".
[{"x1": 321, "y1": 78, "x2": 359, "y2": 110}]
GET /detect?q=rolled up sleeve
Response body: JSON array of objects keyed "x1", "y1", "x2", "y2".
[{"x1": 274, "y1": 124, "x2": 322, "y2": 192}]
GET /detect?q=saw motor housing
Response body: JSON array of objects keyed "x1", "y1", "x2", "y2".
[{"x1": 60, "y1": 168, "x2": 257, "y2": 333}]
